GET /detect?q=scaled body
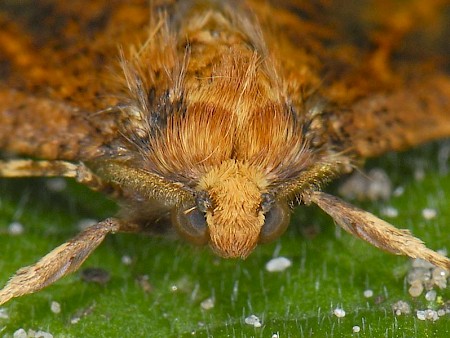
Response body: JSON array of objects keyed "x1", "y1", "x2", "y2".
[{"x1": 0, "y1": 0, "x2": 449, "y2": 305}]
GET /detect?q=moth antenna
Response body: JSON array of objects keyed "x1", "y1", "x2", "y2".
[{"x1": 307, "y1": 191, "x2": 450, "y2": 270}]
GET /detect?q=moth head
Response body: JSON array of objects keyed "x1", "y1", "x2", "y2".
[
  {"x1": 172, "y1": 160, "x2": 290, "y2": 258},
  {"x1": 92, "y1": 140, "x2": 345, "y2": 259}
]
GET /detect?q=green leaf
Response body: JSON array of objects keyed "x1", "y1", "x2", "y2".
[{"x1": 1, "y1": 141, "x2": 450, "y2": 337}]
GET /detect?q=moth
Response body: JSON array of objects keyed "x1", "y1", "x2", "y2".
[{"x1": 0, "y1": 0, "x2": 449, "y2": 305}]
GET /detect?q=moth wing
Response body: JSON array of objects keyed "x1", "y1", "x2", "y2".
[
  {"x1": 330, "y1": 75, "x2": 450, "y2": 158},
  {"x1": 321, "y1": 1, "x2": 450, "y2": 157},
  {"x1": 0, "y1": 1, "x2": 152, "y2": 110},
  {"x1": 258, "y1": 1, "x2": 450, "y2": 158},
  {"x1": 0, "y1": 1, "x2": 151, "y2": 160}
]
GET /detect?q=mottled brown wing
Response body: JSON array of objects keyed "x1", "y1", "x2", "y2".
[
  {"x1": 1, "y1": 0, "x2": 449, "y2": 161},
  {"x1": 0, "y1": 0, "x2": 153, "y2": 108},
  {"x1": 329, "y1": 75, "x2": 450, "y2": 158},
  {"x1": 0, "y1": 0, "x2": 150, "y2": 160},
  {"x1": 320, "y1": 0, "x2": 450, "y2": 158},
  {"x1": 252, "y1": 0, "x2": 450, "y2": 158},
  {"x1": 329, "y1": 1, "x2": 450, "y2": 158}
]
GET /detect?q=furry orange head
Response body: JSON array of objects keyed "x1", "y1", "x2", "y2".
[
  {"x1": 170, "y1": 159, "x2": 293, "y2": 258},
  {"x1": 198, "y1": 160, "x2": 267, "y2": 258}
]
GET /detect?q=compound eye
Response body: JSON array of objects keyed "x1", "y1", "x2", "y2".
[
  {"x1": 172, "y1": 206, "x2": 209, "y2": 245},
  {"x1": 259, "y1": 201, "x2": 291, "y2": 244}
]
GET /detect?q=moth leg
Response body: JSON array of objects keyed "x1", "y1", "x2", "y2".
[
  {"x1": 0, "y1": 159, "x2": 123, "y2": 197},
  {"x1": 0, "y1": 159, "x2": 81, "y2": 178},
  {"x1": 307, "y1": 191, "x2": 450, "y2": 270},
  {"x1": 0, "y1": 218, "x2": 142, "y2": 306}
]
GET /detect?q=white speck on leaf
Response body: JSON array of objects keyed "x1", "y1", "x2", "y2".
[
  {"x1": 50, "y1": 301, "x2": 61, "y2": 314},
  {"x1": 245, "y1": 314, "x2": 262, "y2": 327},
  {"x1": 333, "y1": 308, "x2": 346, "y2": 318},
  {"x1": 265, "y1": 257, "x2": 292, "y2": 272},
  {"x1": 8, "y1": 222, "x2": 24, "y2": 235},
  {"x1": 363, "y1": 289, "x2": 373, "y2": 298},
  {"x1": 200, "y1": 297, "x2": 215, "y2": 310},
  {"x1": 422, "y1": 208, "x2": 437, "y2": 220}
]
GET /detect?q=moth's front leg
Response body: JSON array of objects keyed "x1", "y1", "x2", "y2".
[
  {"x1": 0, "y1": 218, "x2": 144, "y2": 306},
  {"x1": 308, "y1": 191, "x2": 450, "y2": 270},
  {"x1": 0, "y1": 159, "x2": 123, "y2": 198},
  {"x1": 0, "y1": 159, "x2": 135, "y2": 305}
]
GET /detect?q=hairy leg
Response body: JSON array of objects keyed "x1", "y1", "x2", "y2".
[{"x1": 0, "y1": 217, "x2": 143, "y2": 305}]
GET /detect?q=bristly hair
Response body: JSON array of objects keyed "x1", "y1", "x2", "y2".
[
  {"x1": 115, "y1": 4, "x2": 344, "y2": 194},
  {"x1": 116, "y1": 14, "x2": 187, "y2": 156}
]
